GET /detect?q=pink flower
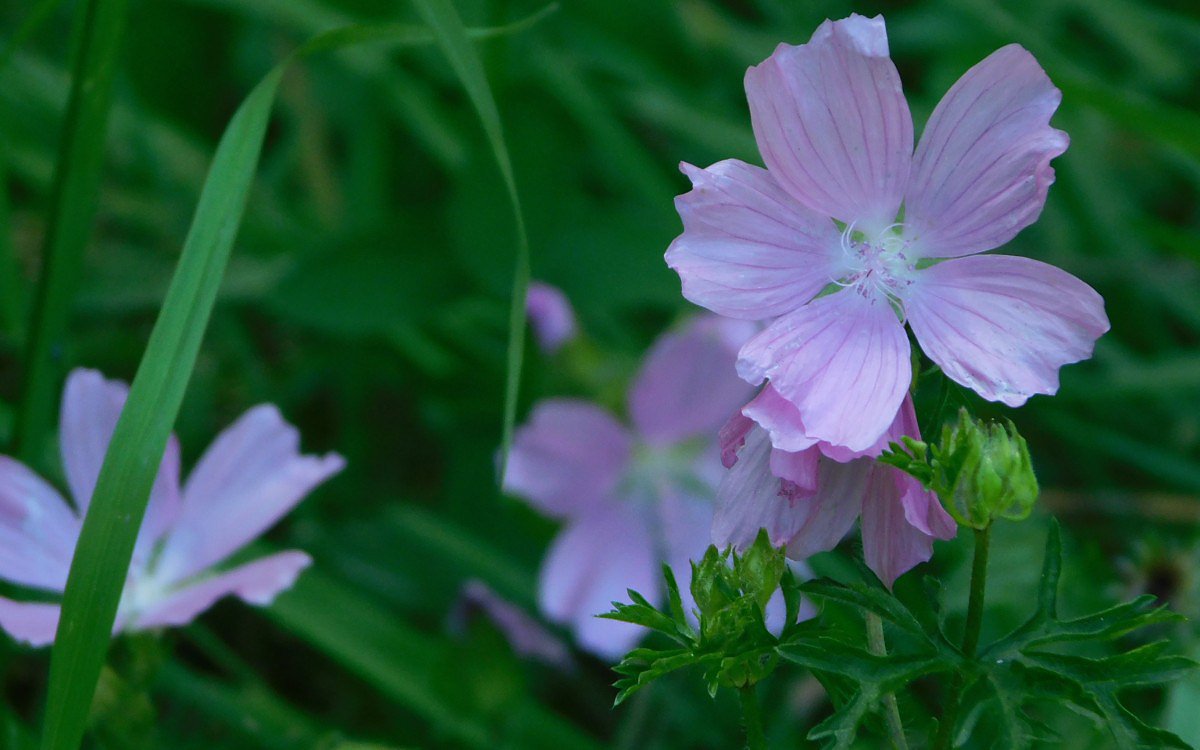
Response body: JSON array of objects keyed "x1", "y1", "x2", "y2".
[
  {"x1": 0, "y1": 369, "x2": 344, "y2": 646},
  {"x1": 666, "y1": 14, "x2": 1109, "y2": 453},
  {"x1": 715, "y1": 393, "x2": 956, "y2": 587},
  {"x1": 526, "y1": 282, "x2": 577, "y2": 354},
  {"x1": 502, "y1": 315, "x2": 757, "y2": 659}
]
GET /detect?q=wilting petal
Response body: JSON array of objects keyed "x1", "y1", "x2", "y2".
[
  {"x1": 0, "y1": 457, "x2": 79, "y2": 591},
  {"x1": 630, "y1": 315, "x2": 756, "y2": 444},
  {"x1": 59, "y1": 369, "x2": 181, "y2": 556},
  {"x1": 719, "y1": 411, "x2": 756, "y2": 469},
  {"x1": 539, "y1": 502, "x2": 658, "y2": 660},
  {"x1": 714, "y1": 426, "x2": 817, "y2": 549},
  {"x1": 132, "y1": 551, "x2": 311, "y2": 630},
  {"x1": 666, "y1": 160, "x2": 842, "y2": 319},
  {"x1": 0, "y1": 597, "x2": 61, "y2": 647},
  {"x1": 742, "y1": 386, "x2": 818, "y2": 453},
  {"x1": 503, "y1": 400, "x2": 631, "y2": 520},
  {"x1": 745, "y1": 14, "x2": 913, "y2": 230},
  {"x1": 906, "y1": 255, "x2": 1109, "y2": 407},
  {"x1": 861, "y1": 467, "x2": 942, "y2": 587},
  {"x1": 156, "y1": 406, "x2": 344, "y2": 584},
  {"x1": 905, "y1": 45, "x2": 1069, "y2": 259},
  {"x1": 737, "y1": 289, "x2": 911, "y2": 451},
  {"x1": 451, "y1": 580, "x2": 572, "y2": 669},
  {"x1": 526, "y1": 282, "x2": 577, "y2": 354},
  {"x1": 785, "y1": 458, "x2": 870, "y2": 560}
]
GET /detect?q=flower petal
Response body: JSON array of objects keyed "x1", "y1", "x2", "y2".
[
  {"x1": 666, "y1": 160, "x2": 842, "y2": 319},
  {"x1": 132, "y1": 551, "x2": 311, "y2": 631},
  {"x1": 745, "y1": 14, "x2": 913, "y2": 230},
  {"x1": 861, "y1": 467, "x2": 942, "y2": 587},
  {"x1": 526, "y1": 282, "x2": 577, "y2": 354},
  {"x1": 156, "y1": 406, "x2": 344, "y2": 583},
  {"x1": 741, "y1": 385, "x2": 818, "y2": 453},
  {"x1": 907, "y1": 255, "x2": 1109, "y2": 406},
  {"x1": 905, "y1": 45, "x2": 1069, "y2": 259},
  {"x1": 59, "y1": 369, "x2": 182, "y2": 560},
  {"x1": 452, "y1": 580, "x2": 572, "y2": 668},
  {"x1": 785, "y1": 457, "x2": 870, "y2": 560},
  {"x1": 0, "y1": 456, "x2": 79, "y2": 591},
  {"x1": 629, "y1": 315, "x2": 756, "y2": 444},
  {"x1": 0, "y1": 597, "x2": 61, "y2": 647},
  {"x1": 503, "y1": 399, "x2": 631, "y2": 520},
  {"x1": 713, "y1": 425, "x2": 818, "y2": 549},
  {"x1": 538, "y1": 502, "x2": 658, "y2": 661},
  {"x1": 737, "y1": 289, "x2": 911, "y2": 451}
]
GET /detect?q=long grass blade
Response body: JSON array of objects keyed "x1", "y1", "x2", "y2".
[
  {"x1": 39, "y1": 11, "x2": 552, "y2": 750},
  {"x1": 39, "y1": 65, "x2": 285, "y2": 750},
  {"x1": 15, "y1": 0, "x2": 131, "y2": 466},
  {"x1": 407, "y1": 0, "x2": 533, "y2": 479}
]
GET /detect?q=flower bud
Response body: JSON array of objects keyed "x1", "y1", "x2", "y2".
[{"x1": 933, "y1": 409, "x2": 1039, "y2": 529}]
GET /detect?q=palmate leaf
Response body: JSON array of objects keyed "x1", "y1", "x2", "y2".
[
  {"x1": 971, "y1": 522, "x2": 1196, "y2": 750},
  {"x1": 799, "y1": 577, "x2": 935, "y2": 646},
  {"x1": 779, "y1": 639, "x2": 954, "y2": 750}
]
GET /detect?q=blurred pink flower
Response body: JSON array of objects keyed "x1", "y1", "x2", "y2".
[
  {"x1": 526, "y1": 282, "x2": 577, "y2": 354},
  {"x1": 0, "y1": 369, "x2": 344, "y2": 646},
  {"x1": 715, "y1": 393, "x2": 956, "y2": 588},
  {"x1": 503, "y1": 315, "x2": 756, "y2": 659},
  {"x1": 666, "y1": 14, "x2": 1108, "y2": 454}
]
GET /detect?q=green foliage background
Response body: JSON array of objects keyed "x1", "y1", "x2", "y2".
[{"x1": 0, "y1": 0, "x2": 1198, "y2": 747}]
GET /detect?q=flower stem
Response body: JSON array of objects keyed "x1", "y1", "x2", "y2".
[
  {"x1": 738, "y1": 684, "x2": 767, "y2": 750},
  {"x1": 933, "y1": 524, "x2": 992, "y2": 750},
  {"x1": 865, "y1": 611, "x2": 909, "y2": 750}
]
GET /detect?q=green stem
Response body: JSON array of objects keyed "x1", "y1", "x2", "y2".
[
  {"x1": 866, "y1": 612, "x2": 909, "y2": 750},
  {"x1": 961, "y1": 526, "x2": 991, "y2": 659},
  {"x1": 739, "y1": 684, "x2": 767, "y2": 750},
  {"x1": 933, "y1": 524, "x2": 992, "y2": 750}
]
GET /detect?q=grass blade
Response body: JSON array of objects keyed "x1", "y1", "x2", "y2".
[
  {"x1": 407, "y1": 0, "x2": 533, "y2": 478},
  {"x1": 39, "y1": 12, "x2": 553, "y2": 750},
  {"x1": 39, "y1": 65, "x2": 286, "y2": 750},
  {"x1": 15, "y1": 0, "x2": 131, "y2": 465}
]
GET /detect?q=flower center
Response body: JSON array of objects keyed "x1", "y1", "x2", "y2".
[
  {"x1": 623, "y1": 438, "x2": 713, "y2": 505},
  {"x1": 836, "y1": 223, "x2": 916, "y2": 304}
]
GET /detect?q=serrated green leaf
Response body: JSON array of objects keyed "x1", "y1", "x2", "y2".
[
  {"x1": 778, "y1": 638, "x2": 952, "y2": 689},
  {"x1": 612, "y1": 650, "x2": 717, "y2": 706},
  {"x1": 661, "y1": 564, "x2": 695, "y2": 640},
  {"x1": 599, "y1": 598, "x2": 686, "y2": 644},
  {"x1": 1023, "y1": 642, "x2": 1197, "y2": 690},
  {"x1": 799, "y1": 578, "x2": 935, "y2": 647}
]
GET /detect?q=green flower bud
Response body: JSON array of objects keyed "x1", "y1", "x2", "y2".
[
  {"x1": 690, "y1": 545, "x2": 736, "y2": 616},
  {"x1": 933, "y1": 409, "x2": 1039, "y2": 529},
  {"x1": 734, "y1": 530, "x2": 787, "y2": 610}
]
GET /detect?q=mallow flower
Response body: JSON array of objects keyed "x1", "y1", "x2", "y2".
[
  {"x1": 0, "y1": 369, "x2": 344, "y2": 646},
  {"x1": 502, "y1": 315, "x2": 757, "y2": 659},
  {"x1": 525, "y1": 281, "x2": 577, "y2": 355},
  {"x1": 666, "y1": 13, "x2": 1109, "y2": 454},
  {"x1": 715, "y1": 393, "x2": 956, "y2": 587}
]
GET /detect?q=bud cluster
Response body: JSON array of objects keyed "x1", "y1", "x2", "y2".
[{"x1": 882, "y1": 409, "x2": 1039, "y2": 529}]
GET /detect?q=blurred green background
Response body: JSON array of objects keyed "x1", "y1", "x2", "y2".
[{"x1": 0, "y1": 0, "x2": 1198, "y2": 747}]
